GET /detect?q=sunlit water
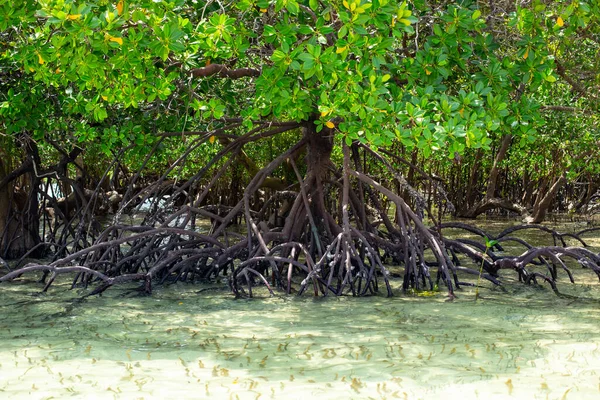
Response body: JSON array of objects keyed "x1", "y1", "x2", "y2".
[{"x1": 1, "y1": 220, "x2": 600, "y2": 399}]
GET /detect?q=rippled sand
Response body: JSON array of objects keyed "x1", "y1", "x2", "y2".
[{"x1": 1, "y1": 219, "x2": 599, "y2": 399}]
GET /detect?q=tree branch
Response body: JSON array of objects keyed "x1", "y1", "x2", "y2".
[
  {"x1": 540, "y1": 105, "x2": 587, "y2": 113},
  {"x1": 555, "y1": 61, "x2": 592, "y2": 99},
  {"x1": 190, "y1": 64, "x2": 260, "y2": 79},
  {"x1": 0, "y1": 159, "x2": 32, "y2": 189}
]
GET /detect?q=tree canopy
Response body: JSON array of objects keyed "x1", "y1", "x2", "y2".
[{"x1": 2, "y1": 0, "x2": 596, "y2": 154}]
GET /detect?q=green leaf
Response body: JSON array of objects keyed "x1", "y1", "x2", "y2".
[
  {"x1": 297, "y1": 52, "x2": 314, "y2": 62},
  {"x1": 271, "y1": 50, "x2": 287, "y2": 63},
  {"x1": 485, "y1": 238, "x2": 499, "y2": 248},
  {"x1": 286, "y1": 0, "x2": 299, "y2": 15}
]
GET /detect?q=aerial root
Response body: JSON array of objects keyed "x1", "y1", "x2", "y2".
[
  {"x1": 2, "y1": 139, "x2": 599, "y2": 298},
  {"x1": 445, "y1": 223, "x2": 600, "y2": 291},
  {"x1": 2, "y1": 210, "x2": 599, "y2": 297}
]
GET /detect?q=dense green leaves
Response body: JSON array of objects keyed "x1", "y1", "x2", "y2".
[{"x1": 1, "y1": 0, "x2": 598, "y2": 178}]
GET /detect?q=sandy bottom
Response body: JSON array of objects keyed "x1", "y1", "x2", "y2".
[{"x1": 1, "y1": 219, "x2": 599, "y2": 399}]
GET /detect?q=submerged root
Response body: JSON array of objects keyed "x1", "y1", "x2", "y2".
[
  {"x1": 1, "y1": 128, "x2": 598, "y2": 298},
  {"x1": 441, "y1": 223, "x2": 600, "y2": 292}
]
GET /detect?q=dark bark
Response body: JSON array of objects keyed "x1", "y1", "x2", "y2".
[
  {"x1": 3, "y1": 120, "x2": 596, "y2": 298},
  {"x1": 464, "y1": 149, "x2": 482, "y2": 212},
  {"x1": 460, "y1": 134, "x2": 529, "y2": 219},
  {"x1": 0, "y1": 140, "x2": 42, "y2": 260},
  {"x1": 575, "y1": 178, "x2": 599, "y2": 213},
  {"x1": 529, "y1": 174, "x2": 566, "y2": 223},
  {"x1": 282, "y1": 122, "x2": 335, "y2": 244},
  {"x1": 190, "y1": 64, "x2": 260, "y2": 79}
]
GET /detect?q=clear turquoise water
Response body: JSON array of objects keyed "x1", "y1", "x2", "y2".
[{"x1": 1, "y1": 221, "x2": 599, "y2": 399}]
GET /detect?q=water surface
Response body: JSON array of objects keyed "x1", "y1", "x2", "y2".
[{"x1": 1, "y1": 220, "x2": 599, "y2": 399}]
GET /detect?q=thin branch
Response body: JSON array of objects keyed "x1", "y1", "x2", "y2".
[{"x1": 190, "y1": 64, "x2": 260, "y2": 79}]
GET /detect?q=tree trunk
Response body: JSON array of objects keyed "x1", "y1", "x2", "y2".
[
  {"x1": 459, "y1": 134, "x2": 529, "y2": 218},
  {"x1": 484, "y1": 133, "x2": 512, "y2": 200},
  {"x1": 0, "y1": 158, "x2": 41, "y2": 259},
  {"x1": 282, "y1": 122, "x2": 337, "y2": 244},
  {"x1": 521, "y1": 169, "x2": 534, "y2": 208},
  {"x1": 529, "y1": 174, "x2": 566, "y2": 223},
  {"x1": 531, "y1": 177, "x2": 549, "y2": 217},
  {"x1": 403, "y1": 148, "x2": 419, "y2": 208},
  {"x1": 0, "y1": 159, "x2": 10, "y2": 254},
  {"x1": 575, "y1": 177, "x2": 598, "y2": 213},
  {"x1": 463, "y1": 149, "x2": 482, "y2": 213}
]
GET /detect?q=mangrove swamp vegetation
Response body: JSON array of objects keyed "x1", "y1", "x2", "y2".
[{"x1": 1, "y1": 0, "x2": 600, "y2": 300}]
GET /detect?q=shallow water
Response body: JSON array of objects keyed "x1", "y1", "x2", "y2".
[{"x1": 1, "y1": 220, "x2": 600, "y2": 399}]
